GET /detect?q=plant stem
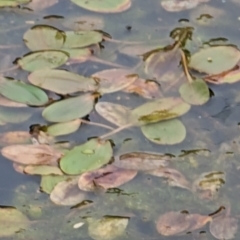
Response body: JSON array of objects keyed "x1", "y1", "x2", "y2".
[
  {"x1": 99, "y1": 123, "x2": 133, "y2": 140},
  {"x1": 180, "y1": 49, "x2": 193, "y2": 84},
  {"x1": 80, "y1": 119, "x2": 114, "y2": 130}
]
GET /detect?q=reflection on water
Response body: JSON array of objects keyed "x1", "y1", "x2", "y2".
[{"x1": 1, "y1": 0, "x2": 240, "y2": 239}]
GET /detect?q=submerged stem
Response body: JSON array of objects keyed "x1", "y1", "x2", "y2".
[
  {"x1": 99, "y1": 123, "x2": 133, "y2": 140},
  {"x1": 80, "y1": 119, "x2": 114, "y2": 130},
  {"x1": 180, "y1": 49, "x2": 193, "y2": 84}
]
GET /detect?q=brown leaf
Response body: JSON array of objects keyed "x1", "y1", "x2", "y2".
[
  {"x1": 27, "y1": 0, "x2": 58, "y2": 11},
  {"x1": 0, "y1": 95, "x2": 27, "y2": 108},
  {"x1": 210, "y1": 216, "x2": 238, "y2": 240},
  {"x1": 186, "y1": 214, "x2": 212, "y2": 232},
  {"x1": 50, "y1": 177, "x2": 87, "y2": 206},
  {"x1": 123, "y1": 79, "x2": 162, "y2": 99},
  {"x1": 0, "y1": 131, "x2": 31, "y2": 146},
  {"x1": 78, "y1": 165, "x2": 137, "y2": 191},
  {"x1": 113, "y1": 152, "x2": 171, "y2": 170},
  {"x1": 1, "y1": 144, "x2": 63, "y2": 165},
  {"x1": 147, "y1": 167, "x2": 191, "y2": 191}
]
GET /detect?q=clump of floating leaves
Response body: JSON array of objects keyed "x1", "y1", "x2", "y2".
[{"x1": 1, "y1": 0, "x2": 240, "y2": 239}]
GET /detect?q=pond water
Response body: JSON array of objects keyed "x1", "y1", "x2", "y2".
[{"x1": 1, "y1": 0, "x2": 240, "y2": 239}]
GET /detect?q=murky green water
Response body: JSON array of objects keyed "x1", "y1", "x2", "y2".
[{"x1": 2, "y1": 0, "x2": 240, "y2": 239}]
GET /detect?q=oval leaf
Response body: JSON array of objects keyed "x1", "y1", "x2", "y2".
[
  {"x1": 189, "y1": 46, "x2": 240, "y2": 75},
  {"x1": 60, "y1": 138, "x2": 112, "y2": 175},
  {"x1": 141, "y1": 119, "x2": 186, "y2": 145},
  {"x1": 95, "y1": 102, "x2": 132, "y2": 127},
  {"x1": 1, "y1": 144, "x2": 63, "y2": 165},
  {"x1": 17, "y1": 50, "x2": 69, "y2": 72},
  {"x1": 179, "y1": 79, "x2": 209, "y2": 105},
  {"x1": 0, "y1": 77, "x2": 48, "y2": 106},
  {"x1": 47, "y1": 119, "x2": 81, "y2": 136},
  {"x1": 131, "y1": 97, "x2": 190, "y2": 125},
  {"x1": 71, "y1": 0, "x2": 131, "y2": 13},
  {"x1": 92, "y1": 68, "x2": 138, "y2": 94},
  {"x1": 24, "y1": 165, "x2": 63, "y2": 175},
  {"x1": 42, "y1": 93, "x2": 95, "y2": 122},
  {"x1": 63, "y1": 31, "x2": 102, "y2": 48},
  {"x1": 50, "y1": 177, "x2": 87, "y2": 206},
  {"x1": 28, "y1": 69, "x2": 97, "y2": 94},
  {"x1": 78, "y1": 165, "x2": 137, "y2": 191},
  {"x1": 23, "y1": 25, "x2": 66, "y2": 51}
]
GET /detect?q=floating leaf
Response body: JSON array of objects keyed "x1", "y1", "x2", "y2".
[
  {"x1": 0, "y1": 95, "x2": 27, "y2": 107},
  {"x1": 42, "y1": 93, "x2": 95, "y2": 122},
  {"x1": 78, "y1": 165, "x2": 137, "y2": 191},
  {"x1": 141, "y1": 119, "x2": 186, "y2": 145},
  {"x1": 88, "y1": 216, "x2": 129, "y2": 240},
  {"x1": 27, "y1": 0, "x2": 58, "y2": 11},
  {"x1": 0, "y1": 131, "x2": 31, "y2": 146},
  {"x1": 123, "y1": 79, "x2": 161, "y2": 99},
  {"x1": 92, "y1": 68, "x2": 138, "y2": 94},
  {"x1": 147, "y1": 167, "x2": 191, "y2": 190},
  {"x1": 179, "y1": 79, "x2": 209, "y2": 105},
  {"x1": 71, "y1": 0, "x2": 131, "y2": 13},
  {"x1": 189, "y1": 46, "x2": 240, "y2": 75},
  {"x1": 23, "y1": 25, "x2": 65, "y2": 51},
  {"x1": 95, "y1": 102, "x2": 131, "y2": 127},
  {"x1": 28, "y1": 69, "x2": 98, "y2": 94},
  {"x1": 24, "y1": 165, "x2": 63, "y2": 175},
  {"x1": 1, "y1": 144, "x2": 63, "y2": 165},
  {"x1": 63, "y1": 15, "x2": 104, "y2": 31},
  {"x1": 156, "y1": 211, "x2": 211, "y2": 236},
  {"x1": 131, "y1": 97, "x2": 190, "y2": 125},
  {"x1": 0, "y1": 0, "x2": 30, "y2": 7},
  {"x1": 17, "y1": 50, "x2": 69, "y2": 72},
  {"x1": 161, "y1": 0, "x2": 208, "y2": 12},
  {"x1": 60, "y1": 138, "x2": 112, "y2": 175},
  {"x1": 40, "y1": 175, "x2": 70, "y2": 194},
  {"x1": 210, "y1": 216, "x2": 238, "y2": 240},
  {"x1": 156, "y1": 211, "x2": 190, "y2": 236},
  {"x1": 0, "y1": 77, "x2": 48, "y2": 106},
  {"x1": 63, "y1": 31, "x2": 102, "y2": 48},
  {"x1": 47, "y1": 119, "x2": 81, "y2": 136},
  {"x1": 0, "y1": 206, "x2": 30, "y2": 237},
  {"x1": 63, "y1": 48, "x2": 92, "y2": 61},
  {"x1": 0, "y1": 106, "x2": 32, "y2": 124},
  {"x1": 145, "y1": 48, "x2": 183, "y2": 83},
  {"x1": 113, "y1": 152, "x2": 170, "y2": 170},
  {"x1": 50, "y1": 177, "x2": 87, "y2": 206}
]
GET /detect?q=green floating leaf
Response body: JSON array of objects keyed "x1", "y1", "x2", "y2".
[
  {"x1": 189, "y1": 46, "x2": 240, "y2": 75},
  {"x1": 141, "y1": 119, "x2": 186, "y2": 145},
  {"x1": 0, "y1": 206, "x2": 30, "y2": 237},
  {"x1": 28, "y1": 69, "x2": 98, "y2": 94},
  {"x1": 24, "y1": 165, "x2": 63, "y2": 175},
  {"x1": 179, "y1": 79, "x2": 209, "y2": 105},
  {"x1": 60, "y1": 138, "x2": 112, "y2": 175},
  {"x1": 71, "y1": 0, "x2": 131, "y2": 13},
  {"x1": 131, "y1": 97, "x2": 191, "y2": 125},
  {"x1": 88, "y1": 216, "x2": 129, "y2": 240},
  {"x1": 63, "y1": 31, "x2": 102, "y2": 48},
  {"x1": 0, "y1": 0, "x2": 30, "y2": 7},
  {"x1": 63, "y1": 48, "x2": 92, "y2": 61},
  {"x1": 42, "y1": 93, "x2": 95, "y2": 122},
  {"x1": 40, "y1": 175, "x2": 70, "y2": 194},
  {"x1": 92, "y1": 68, "x2": 138, "y2": 94},
  {"x1": 23, "y1": 25, "x2": 66, "y2": 51},
  {"x1": 17, "y1": 50, "x2": 69, "y2": 72},
  {"x1": 0, "y1": 106, "x2": 31, "y2": 124},
  {"x1": 95, "y1": 102, "x2": 132, "y2": 126},
  {"x1": 0, "y1": 77, "x2": 48, "y2": 106},
  {"x1": 47, "y1": 119, "x2": 81, "y2": 136}
]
